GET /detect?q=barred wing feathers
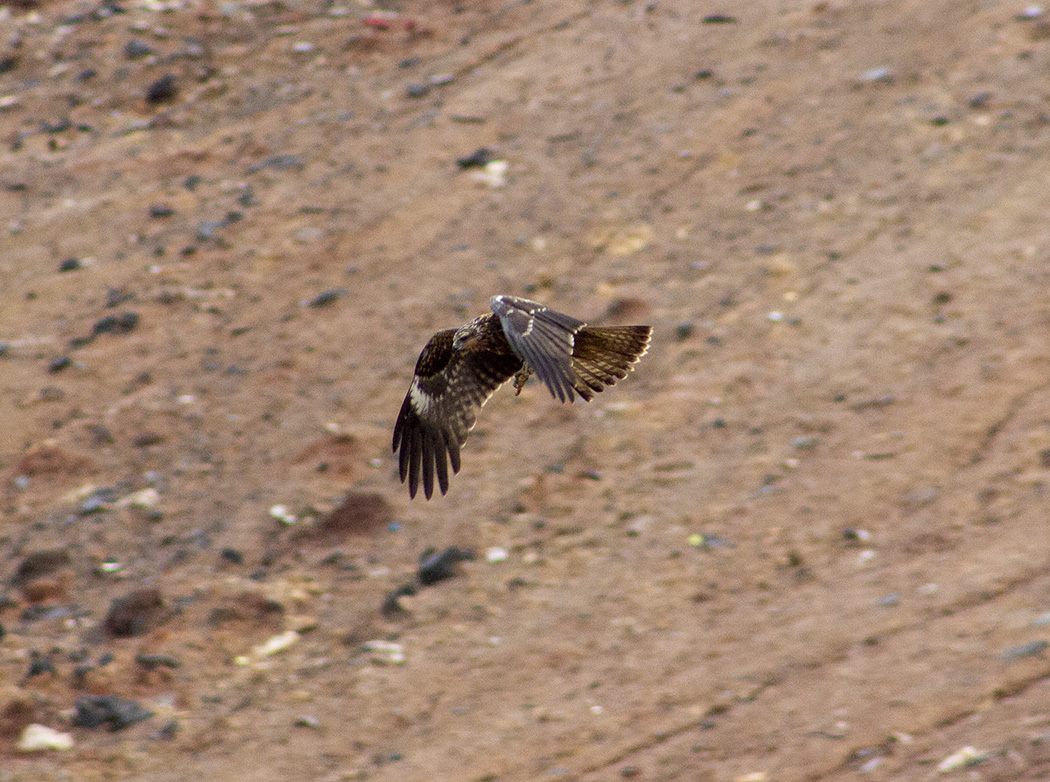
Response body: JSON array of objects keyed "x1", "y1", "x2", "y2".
[
  {"x1": 490, "y1": 294, "x2": 584, "y2": 403},
  {"x1": 392, "y1": 329, "x2": 520, "y2": 499}
]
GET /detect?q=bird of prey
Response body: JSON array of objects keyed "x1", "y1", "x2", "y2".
[{"x1": 393, "y1": 295, "x2": 652, "y2": 499}]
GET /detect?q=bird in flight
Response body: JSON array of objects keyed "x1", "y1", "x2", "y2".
[{"x1": 393, "y1": 295, "x2": 652, "y2": 498}]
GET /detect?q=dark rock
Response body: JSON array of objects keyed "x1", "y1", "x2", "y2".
[
  {"x1": 92, "y1": 312, "x2": 139, "y2": 336},
  {"x1": 305, "y1": 288, "x2": 347, "y2": 307},
  {"x1": 418, "y1": 546, "x2": 474, "y2": 586},
  {"x1": 247, "y1": 154, "x2": 306, "y2": 174},
  {"x1": 58, "y1": 257, "x2": 82, "y2": 272},
  {"x1": 80, "y1": 486, "x2": 120, "y2": 514},
  {"x1": 405, "y1": 83, "x2": 430, "y2": 98},
  {"x1": 145, "y1": 74, "x2": 177, "y2": 104},
  {"x1": 11, "y1": 548, "x2": 70, "y2": 585},
  {"x1": 219, "y1": 548, "x2": 243, "y2": 564},
  {"x1": 380, "y1": 583, "x2": 417, "y2": 617},
  {"x1": 103, "y1": 588, "x2": 165, "y2": 638},
  {"x1": 456, "y1": 147, "x2": 493, "y2": 169},
  {"x1": 74, "y1": 695, "x2": 153, "y2": 731},
  {"x1": 124, "y1": 40, "x2": 154, "y2": 60},
  {"x1": 48, "y1": 356, "x2": 71, "y2": 373},
  {"x1": 149, "y1": 203, "x2": 175, "y2": 218},
  {"x1": 134, "y1": 653, "x2": 180, "y2": 671},
  {"x1": 24, "y1": 650, "x2": 55, "y2": 680},
  {"x1": 702, "y1": 14, "x2": 736, "y2": 23},
  {"x1": 196, "y1": 220, "x2": 223, "y2": 241}
]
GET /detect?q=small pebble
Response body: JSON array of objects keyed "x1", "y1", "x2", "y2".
[
  {"x1": 220, "y1": 547, "x2": 243, "y2": 564},
  {"x1": 149, "y1": 203, "x2": 175, "y2": 218},
  {"x1": 304, "y1": 288, "x2": 347, "y2": 307},
  {"x1": 418, "y1": 546, "x2": 474, "y2": 586},
  {"x1": 792, "y1": 435, "x2": 820, "y2": 450},
  {"x1": 860, "y1": 66, "x2": 893, "y2": 82},
  {"x1": 104, "y1": 588, "x2": 165, "y2": 638},
  {"x1": 253, "y1": 630, "x2": 299, "y2": 658},
  {"x1": 362, "y1": 639, "x2": 405, "y2": 665},
  {"x1": 485, "y1": 547, "x2": 509, "y2": 563},
  {"x1": 405, "y1": 83, "x2": 430, "y2": 98},
  {"x1": 74, "y1": 695, "x2": 153, "y2": 731},
  {"x1": 17, "y1": 724, "x2": 74, "y2": 752},
  {"x1": 58, "y1": 257, "x2": 82, "y2": 272},
  {"x1": 937, "y1": 746, "x2": 988, "y2": 773},
  {"x1": 124, "y1": 40, "x2": 154, "y2": 59},
  {"x1": 48, "y1": 356, "x2": 71, "y2": 373},
  {"x1": 999, "y1": 640, "x2": 1049, "y2": 662},
  {"x1": 456, "y1": 147, "x2": 493, "y2": 169},
  {"x1": 135, "y1": 653, "x2": 180, "y2": 671},
  {"x1": 92, "y1": 311, "x2": 139, "y2": 337},
  {"x1": 145, "y1": 74, "x2": 177, "y2": 104}
]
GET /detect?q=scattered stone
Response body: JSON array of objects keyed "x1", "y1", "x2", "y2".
[
  {"x1": 1017, "y1": 5, "x2": 1044, "y2": 20},
  {"x1": 900, "y1": 487, "x2": 938, "y2": 513},
  {"x1": 11, "y1": 548, "x2": 70, "y2": 585},
  {"x1": 48, "y1": 356, "x2": 71, "y2": 373},
  {"x1": 269, "y1": 504, "x2": 297, "y2": 525},
  {"x1": 58, "y1": 257, "x2": 82, "y2": 272},
  {"x1": 24, "y1": 651, "x2": 56, "y2": 680},
  {"x1": 703, "y1": 14, "x2": 736, "y2": 23},
  {"x1": 134, "y1": 653, "x2": 180, "y2": 671},
  {"x1": 248, "y1": 154, "x2": 305, "y2": 174},
  {"x1": 843, "y1": 528, "x2": 872, "y2": 542},
  {"x1": 17, "y1": 724, "x2": 74, "y2": 752},
  {"x1": 103, "y1": 588, "x2": 165, "y2": 638},
  {"x1": 468, "y1": 159, "x2": 509, "y2": 188},
  {"x1": 968, "y1": 91, "x2": 993, "y2": 109},
  {"x1": 145, "y1": 74, "x2": 178, "y2": 104},
  {"x1": 791, "y1": 435, "x2": 820, "y2": 450},
  {"x1": 295, "y1": 715, "x2": 320, "y2": 728},
  {"x1": 304, "y1": 288, "x2": 347, "y2": 308},
  {"x1": 456, "y1": 147, "x2": 493, "y2": 169},
  {"x1": 124, "y1": 40, "x2": 154, "y2": 60},
  {"x1": 149, "y1": 203, "x2": 175, "y2": 218},
  {"x1": 999, "y1": 640, "x2": 1049, "y2": 662},
  {"x1": 219, "y1": 547, "x2": 243, "y2": 564},
  {"x1": 405, "y1": 82, "x2": 430, "y2": 98},
  {"x1": 485, "y1": 547, "x2": 509, "y2": 563},
  {"x1": 251, "y1": 630, "x2": 300, "y2": 659},
  {"x1": 859, "y1": 66, "x2": 893, "y2": 83},
  {"x1": 418, "y1": 546, "x2": 474, "y2": 586},
  {"x1": 115, "y1": 487, "x2": 160, "y2": 508},
  {"x1": 675, "y1": 321, "x2": 694, "y2": 340},
  {"x1": 380, "y1": 583, "x2": 417, "y2": 617},
  {"x1": 74, "y1": 695, "x2": 153, "y2": 731},
  {"x1": 92, "y1": 312, "x2": 139, "y2": 337},
  {"x1": 80, "y1": 486, "x2": 120, "y2": 515},
  {"x1": 196, "y1": 220, "x2": 224, "y2": 241},
  {"x1": 362, "y1": 639, "x2": 405, "y2": 665},
  {"x1": 936, "y1": 746, "x2": 988, "y2": 773},
  {"x1": 131, "y1": 430, "x2": 165, "y2": 447},
  {"x1": 207, "y1": 591, "x2": 284, "y2": 629}
]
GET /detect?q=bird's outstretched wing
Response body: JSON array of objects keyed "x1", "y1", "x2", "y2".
[
  {"x1": 392, "y1": 329, "x2": 521, "y2": 499},
  {"x1": 489, "y1": 294, "x2": 585, "y2": 403}
]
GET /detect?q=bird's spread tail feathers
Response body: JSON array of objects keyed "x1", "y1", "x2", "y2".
[{"x1": 570, "y1": 325, "x2": 651, "y2": 401}]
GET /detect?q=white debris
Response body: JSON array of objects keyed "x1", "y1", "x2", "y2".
[
  {"x1": 269, "y1": 504, "x2": 297, "y2": 524},
  {"x1": 469, "y1": 160, "x2": 509, "y2": 188},
  {"x1": 485, "y1": 546, "x2": 509, "y2": 563},
  {"x1": 253, "y1": 630, "x2": 300, "y2": 658},
  {"x1": 937, "y1": 746, "x2": 989, "y2": 773},
  {"x1": 17, "y1": 724, "x2": 74, "y2": 752},
  {"x1": 116, "y1": 487, "x2": 160, "y2": 508}
]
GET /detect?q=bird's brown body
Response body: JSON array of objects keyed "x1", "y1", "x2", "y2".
[{"x1": 393, "y1": 295, "x2": 651, "y2": 498}]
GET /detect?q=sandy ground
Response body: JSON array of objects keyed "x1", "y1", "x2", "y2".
[{"x1": 2, "y1": 0, "x2": 1050, "y2": 779}]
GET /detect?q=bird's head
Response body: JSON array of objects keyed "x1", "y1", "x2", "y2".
[{"x1": 452, "y1": 319, "x2": 483, "y2": 351}]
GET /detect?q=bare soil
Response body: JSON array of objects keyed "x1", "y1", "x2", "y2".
[{"x1": 2, "y1": 0, "x2": 1050, "y2": 780}]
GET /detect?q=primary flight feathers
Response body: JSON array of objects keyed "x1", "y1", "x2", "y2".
[{"x1": 392, "y1": 295, "x2": 651, "y2": 499}]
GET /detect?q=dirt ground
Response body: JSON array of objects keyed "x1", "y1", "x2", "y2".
[{"x1": 2, "y1": 0, "x2": 1050, "y2": 779}]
